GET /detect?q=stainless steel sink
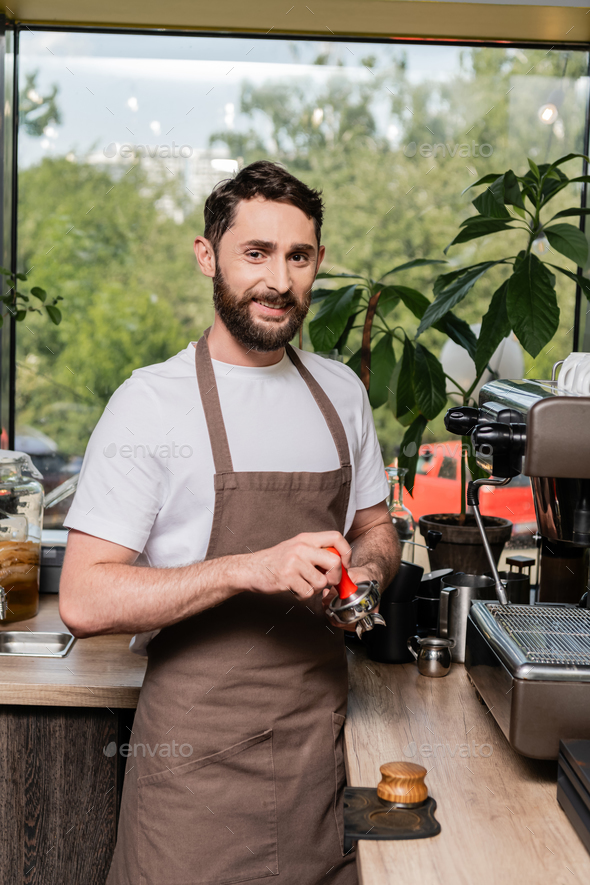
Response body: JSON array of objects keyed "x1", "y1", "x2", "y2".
[{"x1": 0, "y1": 631, "x2": 75, "y2": 657}]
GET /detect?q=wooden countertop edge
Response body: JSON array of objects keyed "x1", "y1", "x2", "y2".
[{"x1": 0, "y1": 681, "x2": 141, "y2": 707}]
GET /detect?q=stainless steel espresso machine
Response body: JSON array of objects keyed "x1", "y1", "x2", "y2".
[{"x1": 444, "y1": 372, "x2": 590, "y2": 760}]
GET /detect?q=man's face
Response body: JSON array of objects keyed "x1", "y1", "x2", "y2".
[{"x1": 209, "y1": 197, "x2": 324, "y2": 352}]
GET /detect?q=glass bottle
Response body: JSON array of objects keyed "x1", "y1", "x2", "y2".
[
  {"x1": 0, "y1": 452, "x2": 44, "y2": 622},
  {"x1": 385, "y1": 466, "x2": 416, "y2": 560}
]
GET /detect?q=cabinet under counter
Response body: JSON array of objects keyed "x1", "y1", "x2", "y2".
[{"x1": 0, "y1": 596, "x2": 145, "y2": 884}]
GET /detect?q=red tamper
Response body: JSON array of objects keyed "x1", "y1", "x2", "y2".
[{"x1": 323, "y1": 546, "x2": 385, "y2": 638}]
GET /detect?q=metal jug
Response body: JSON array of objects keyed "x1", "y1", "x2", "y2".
[
  {"x1": 438, "y1": 573, "x2": 495, "y2": 662},
  {"x1": 407, "y1": 635, "x2": 455, "y2": 677}
]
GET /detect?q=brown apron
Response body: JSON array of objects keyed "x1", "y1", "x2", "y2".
[{"x1": 107, "y1": 327, "x2": 358, "y2": 885}]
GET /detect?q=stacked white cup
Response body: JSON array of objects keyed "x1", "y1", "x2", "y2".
[{"x1": 557, "y1": 352, "x2": 590, "y2": 395}]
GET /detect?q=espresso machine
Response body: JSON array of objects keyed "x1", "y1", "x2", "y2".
[{"x1": 444, "y1": 369, "x2": 590, "y2": 760}]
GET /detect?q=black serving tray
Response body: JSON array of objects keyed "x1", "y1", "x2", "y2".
[{"x1": 343, "y1": 787, "x2": 441, "y2": 853}]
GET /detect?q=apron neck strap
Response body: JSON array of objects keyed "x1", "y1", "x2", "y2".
[
  {"x1": 284, "y1": 344, "x2": 351, "y2": 469},
  {"x1": 195, "y1": 328, "x2": 234, "y2": 474},
  {"x1": 195, "y1": 327, "x2": 351, "y2": 474}
]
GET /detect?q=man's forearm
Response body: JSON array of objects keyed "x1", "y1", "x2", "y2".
[
  {"x1": 347, "y1": 519, "x2": 400, "y2": 589},
  {"x1": 60, "y1": 554, "x2": 248, "y2": 638},
  {"x1": 60, "y1": 528, "x2": 353, "y2": 638}
]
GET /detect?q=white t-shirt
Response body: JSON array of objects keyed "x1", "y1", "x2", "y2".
[{"x1": 64, "y1": 341, "x2": 389, "y2": 566}]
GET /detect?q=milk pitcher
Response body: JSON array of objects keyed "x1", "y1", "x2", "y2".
[{"x1": 438, "y1": 573, "x2": 495, "y2": 662}]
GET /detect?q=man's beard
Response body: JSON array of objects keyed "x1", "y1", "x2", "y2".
[{"x1": 212, "y1": 268, "x2": 310, "y2": 352}]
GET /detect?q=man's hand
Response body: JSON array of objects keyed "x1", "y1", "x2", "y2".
[
  {"x1": 244, "y1": 531, "x2": 351, "y2": 602},
  {"x1": 321, "y1": 565, "x2": 381, "y2": 630}
]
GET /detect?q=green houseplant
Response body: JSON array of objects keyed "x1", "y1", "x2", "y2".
[
  {"x1": 414, "y1": 152, "x2": 590, "y2": 569},
  {"x1": 309, "y1": 257, "x2": 468, "y2": 414},
  {"x1": 308, "y1": 258, "x2": 482, "y2": 568},
  {"x1": 309, "y1": 152, "x2": 590, "y2": 572}
]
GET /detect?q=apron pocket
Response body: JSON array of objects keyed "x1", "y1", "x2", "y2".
[
  {"x1": 137, "y1": 729, "x2": 278, "y2": 885},
  {"x1": 332, "y1": 712, "x2": 348, "y2": 856}
]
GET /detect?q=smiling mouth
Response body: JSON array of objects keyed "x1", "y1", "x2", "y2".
[{"x1": 251, "y1": 298, "x2": 292, "y2": 316}]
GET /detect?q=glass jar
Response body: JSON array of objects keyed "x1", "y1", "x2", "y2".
[
  {"x1": 385, "y1": 466, "x2": 416, "y2": 560},
  {"x1": 0, "y1": 451, "x2": 44, "y2": 623}
]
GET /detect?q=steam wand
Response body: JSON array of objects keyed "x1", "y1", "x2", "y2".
[{"x1": 467, "y1": 477, "x2": 511, "y2": 606}]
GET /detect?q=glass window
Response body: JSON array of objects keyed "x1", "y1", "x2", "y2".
[{"x1": 15, "y1": 32, "x2": 590, "y2": 525}]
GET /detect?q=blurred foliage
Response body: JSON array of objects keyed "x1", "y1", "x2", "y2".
[
  {"x1": 16, "y1": 157, "x2": 209, "y2": 454},
  {"x1": 15, "y1": 45, "x2": 590, "y2": 465},
  {"x1": 19, "y1": 70, "x2": 61, "y2": 137}
]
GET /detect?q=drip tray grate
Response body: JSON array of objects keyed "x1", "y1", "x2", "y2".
[{"x1": 486, "y1": 604, "x2": 590, "y2": 666}]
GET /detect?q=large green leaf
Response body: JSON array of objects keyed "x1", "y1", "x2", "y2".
[
  {"x1": 398, "y1": 415, "x2": 428, "y2": 494},
  {"x1": 376, "y1": 285, "x2": 402, "y2": 316},
  {"x1": 334, "y1": 313, "x2": 358, "y2": 353},
  {"x1": 547, "y1": 264, "x2": 590, "y2": 301},
  {"x1": 545, "y1": 153, "x2": 589, "y2": 173},
  {"x1": 544, "y1": 223, "x2": 589, "y2": 268},
  {"x1": 506, "y1": 252, "x2": 559, "y2": 357},
  {"x1": 380, "y1": 258, "x2": 445, "y2": 279},
  {"x1": 392, "y1": 285, "x2": 430, "y2": 319},
  {"x1": 368, "y1": 333, "x2": 397, "y2": 409},
  {"x1": 388, "y1": 337, "x2": 416, "y2": 427},
  {"x1": 472, "y1": 177, "x2": 512, "y2": 219},
  {"x1": 445, "y1": 217, "x2": 514, "y2": 252},
  {"x1": 503, "y1": 170, "x2": 525, "y2": 210},
  {"x1": 433, "y1": 261, "x2": 495, "y2": 297},
  {"x1": 436, "y1": 313, "x2": 478, "y2": 361},
  {"x1": 418, "y1": 261, "x2": 502, "y2": 336},
  {"x1": 540, "y1": 167, "x2": 570, "y2": 205},
  {"x1": 379, "y1": 284, "x2": 477, "y2": 358},
  {"x1": 347, "y1": 347, "x2": 362, "y2": 378},
  {"x1": 474, "y1": 280, "x2": 511, "y2": 376},
  {"x1": 548, "y1": 207, "x2": 590, "y2": 222},
  {"x1": 309, "y1": 284, "x2": 361, "y2": 352},
  {"x1": 310, "y1": 286, "x2": 340, "y2": 304},
  {"x1": 461, "y1": 173, "x2": 503, "y2": 195},
  {"x1": 414, "y1": 343, "x2": 447, "y2": 420}
]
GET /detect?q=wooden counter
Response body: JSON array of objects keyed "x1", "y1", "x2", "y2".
[
  {"x1": 0, "y1": 596, "x2": 145, "y2": 885},
  {"x1": 4, "y1": 598, "x2": 590, "y2": 883},
  {"x1": 345, "y1": 643, "x2": 590, "y2": 885},
  {"x1": 0, "y1": 596, "x2": 146, "y2": 707}
]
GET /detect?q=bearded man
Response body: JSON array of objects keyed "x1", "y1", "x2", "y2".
[{"x1": 60, "y1": 160, "x2": 400, "y2": 885}]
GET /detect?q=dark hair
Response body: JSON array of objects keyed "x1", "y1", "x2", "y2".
[{"x1": 203, "y1": 160, "x2": 324, "y2": 255}]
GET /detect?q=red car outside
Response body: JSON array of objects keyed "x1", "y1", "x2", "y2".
[{"x1": 391, "y1": 441, "x2": 537, "y2": 538}]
